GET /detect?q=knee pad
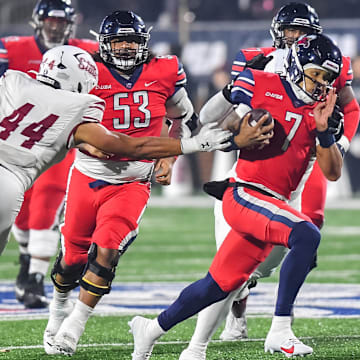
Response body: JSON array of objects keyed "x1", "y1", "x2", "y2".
[
  {"x1": 50, "y1": 251, "x2": 84, "y2": 292},
  {"x1": 80, "y1": 244, "x2": 118, "y2": 297},
  {"x1": 28, "y1": 229, "x2": 60, "y2": 258}
]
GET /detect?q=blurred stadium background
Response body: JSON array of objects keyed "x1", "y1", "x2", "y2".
[
  {"x1": 1, "y1": 0, "x2": 360, "y2": 200},
  {"x1": 1, "y1": 1, "x2": 360, "y2": 358}
]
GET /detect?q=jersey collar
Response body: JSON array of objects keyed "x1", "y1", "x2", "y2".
[{"x1": 108, "y1": 64, "x2": 144, "y2": 89}]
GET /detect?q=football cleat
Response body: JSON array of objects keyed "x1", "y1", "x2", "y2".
[
  {"x1": 23, "y1": 272, "x2": 48, "y2": 309},
  {"x1": 179, "y1": 347, "x2": 206, "y2": 360},
  {"x1": 265, "y1": 332, "x2": 313, "y2": 358},
  {"x1": 15, "y1": 254, "x2": 30, "y2": 303},
  {"x1": 219, "y1": 305, "x2": 248, "y2": 341},
  {"x1": 128, "y1": 316, "x2": 156, "y2": 360},
  {"x1": 53, "y1": 316, "x2": 84, "y2": 356},
  {"x1": 43, "y1": 298, "x2": 74, "y2": 355},
  {"x1": 219, "y1": 280, "x2": 256, "y2": 341}
]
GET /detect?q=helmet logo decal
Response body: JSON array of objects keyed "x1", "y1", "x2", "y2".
[
  {"x1": 58, "y1": 51, "x2": 66, "y2": 69},
  {"x1": 74, "y1": 53, "x2": 97, "y2": 79},
  {"x1": 296, "y1": 35, "x2": 315, "y2": 48}
]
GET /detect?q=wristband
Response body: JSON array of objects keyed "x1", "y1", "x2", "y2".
[
  {"x1": 316, "y1": 129, "x2": 335, "y2": 148},
  {"x1": 180, "y1": 137, "x2": 198, "y2": 154}
]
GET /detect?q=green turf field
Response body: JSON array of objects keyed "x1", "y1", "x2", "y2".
[{"x1": 0, "y1": 206, "x2": 360, "y2": 359}]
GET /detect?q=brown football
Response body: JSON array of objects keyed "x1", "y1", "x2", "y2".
[{"x1": 247, "y1": 108, "x2": 273, "y2": 127}]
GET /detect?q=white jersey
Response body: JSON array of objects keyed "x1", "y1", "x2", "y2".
[{"x1": 0, "y1": 70, "x2": 105, "y2": 190}]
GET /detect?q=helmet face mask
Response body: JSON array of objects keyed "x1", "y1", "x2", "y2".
[
  {"x1": 98, "y1": 11, "x2": 151, "y2": 72},
  {"x1": 37, "y1": 45, "x2": 98, "y2": 94},
  {"x1": 285, "y1": 34, "x2": 342, "y2": 102},
  {"x1": 32, "y1": 0, "x2": 76, "y2": 49},
  {"x1": 270, "y1": 2, "x2": 322, "y2": 49}
]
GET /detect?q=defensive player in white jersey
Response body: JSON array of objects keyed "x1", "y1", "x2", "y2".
[{"x1": 0, "y1": 44, "x2": 235, "y2": 257}]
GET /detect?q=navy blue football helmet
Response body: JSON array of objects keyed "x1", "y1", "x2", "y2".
[
  {"x1": 98, "y1": 11, "x2": 151, "y2": 71},
  {"x1": 285, "y1": 34, "x2": 342, "y2": 101},
  {"x1": 270, "y1": 2, "x2": 322, "y2": 49},
  {"x1": 32, "y1": 0, "x2": 76, "y2": 48}
]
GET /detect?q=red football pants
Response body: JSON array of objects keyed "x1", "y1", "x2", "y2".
[
  {"x1": 209, "y1": 185, "x2": 311, "y2": 292},
  {"x1": 61, "y1": 167, "x2": 151, "y2": 266}
]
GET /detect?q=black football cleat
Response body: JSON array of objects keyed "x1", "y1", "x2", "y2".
[
  {"x1": 15, "y1": 254, "x2": 30, "y2": 303},
  {"x1": 23, "y1": 272, "x2": 48, "y2": 309}
]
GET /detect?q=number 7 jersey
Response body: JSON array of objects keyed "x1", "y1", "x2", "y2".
[
  {"x1": 0, "y1": 70, "x2": 105, "y2": 190},
  {"x1": 231, "y1": 68, "x2": 318, "y2": 200}
]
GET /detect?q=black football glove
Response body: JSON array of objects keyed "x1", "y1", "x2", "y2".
[
  {"x1": 327, "y1": 104, "x2": 344, "y2": 142},
  {"x1": 246, "y1": 54, "x2": 273, "y2": 70}
]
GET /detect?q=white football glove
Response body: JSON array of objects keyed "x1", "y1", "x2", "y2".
[{"x1": 180, "y1": 123, "x2": 232, "y2": 154}]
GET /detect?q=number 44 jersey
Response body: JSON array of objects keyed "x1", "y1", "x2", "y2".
[{"x1": 0, "y1": 70, "x2": 105, "y2": 190}]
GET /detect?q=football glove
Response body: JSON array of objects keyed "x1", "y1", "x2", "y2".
[{"x1": 246, "y1": 54, "x2": 273, "y2": 70}]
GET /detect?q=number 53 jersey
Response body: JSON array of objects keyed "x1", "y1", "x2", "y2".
[
  {"x1": 0, "y1": 70, "x2": 104, "y2": 190},
  {"x1": 75, "y1": 55, "x2": 186, "y2": 183}
]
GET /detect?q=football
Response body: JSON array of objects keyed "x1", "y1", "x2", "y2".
[{"x1": 247, "y1": 108, "x2": 273, "y2": 127}]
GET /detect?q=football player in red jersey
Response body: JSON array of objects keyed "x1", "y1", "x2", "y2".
[
  {"x1": 41, "y1": 10, "x2": 244, "y2": 356},
  {"x1": 0, "y1": 0, "x2": 99, "y2": 309},
  {"x1": 129, "y1": 33, "x2": 343, "y2": 360},
  {"x1": 206, "y1": 2, "x2": 360, "y2": 342}
]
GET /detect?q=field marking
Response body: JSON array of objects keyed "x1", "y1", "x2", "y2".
[
  {"x1": 2, "y1": 335, "x2": 360, "y2": 352},
  {"x1": 2, "y1": 282, "x2": 360, "y2": 320}
]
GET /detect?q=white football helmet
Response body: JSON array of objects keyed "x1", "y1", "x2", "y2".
[{"x1": 37, "y1": 45, "x2": 98, "y2": 94}]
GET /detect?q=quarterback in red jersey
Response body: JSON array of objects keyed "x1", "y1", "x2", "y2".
[
  {"x1": 42, "y1": 10, "x2": 213, "y2": 356},
  {"x1": 129, "y1": 33, "x2": 343, "y2": 360},
  {"x1": 0, "y1": 0, "x2": 99, "y2": 309},
  {"x1": 208, "y1": 2, "x2": 360, "y2": 343}
]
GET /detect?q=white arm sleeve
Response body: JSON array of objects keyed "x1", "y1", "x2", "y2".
[
  {"x1": 199, "y1": 91, "x2": 234, "y2": 125},
  {"x1": 165, "y1": 87, "x2": 195, "y2": 139}
]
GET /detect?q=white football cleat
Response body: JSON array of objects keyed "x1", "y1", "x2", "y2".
[
  {"x1": 53, "y1": 316, "x2": 84, "y2": 356},
  {"x1": 179, "y1": 347, "x2": 206, "y2": 360},
  {"x1": 129, "y1": 316, "x2": 157, "y2": 360},
  {"x1": 219, "y1": 310, "x2": 248, "y2": 341},
  {"x1": 43, "y1": 299, "x2": 74, "y2": 355},
  {"x1": 265, "y1": 332, "x2": 313, "y2": 358}
]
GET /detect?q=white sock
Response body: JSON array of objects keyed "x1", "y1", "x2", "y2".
[
  {"x1": 66, "y1": 300, "x2": 94, "y2": 337},
  {"x1": 29, "y1": 258, "x2": 49, "y2": 276},
  {"x1": 51, "y1": 289, "x2": 71, "y2": 308},
  {"x1": 46, "y1": 290, "x2": 73, "y2": 335},
  {"x1": 188, "y1": 293, "x2": 236, "y2": 353},
  {"x1": 269, "y1": 315, "x2": 292, "y2": 333}
]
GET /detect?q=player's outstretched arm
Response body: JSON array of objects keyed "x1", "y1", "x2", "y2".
[
  {"x1": 314, "y1": 89, "x2": 343, "y2": 181},
  {"x1": 73, "y1": 122, "x2": 231, "y2": 159}
]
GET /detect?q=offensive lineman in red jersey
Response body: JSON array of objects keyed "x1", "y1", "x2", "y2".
[
  {"x1": 0, "y1": 0, "x2": 98, "y2": 309},
  {"x1": 211, "y1": 2, "x2": 360, "y2": 341},
  {"x1": 42, "y1": 10, "x2": 202, "y2": 356},
  {"x1": 129, "y1": 33, "x2": 343, "y2": 360}
]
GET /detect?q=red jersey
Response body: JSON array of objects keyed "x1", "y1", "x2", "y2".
[
  {"x1": 231, "y1": 69, "x2": 318, "y2": 200},
  {"x1": 0, "y1": 36, "x2": 98, "y2": 77},
  {"x1": 231, "y1": 47, "x2": 358, "y2": 143},
  {"x1": 90, "y1": 55, "x2": 186, "y2": 161}
]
